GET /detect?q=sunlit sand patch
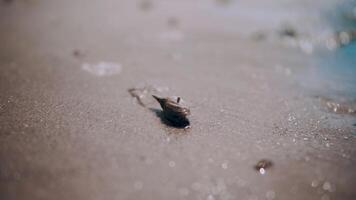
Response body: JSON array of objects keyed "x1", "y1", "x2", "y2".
[{"x1": 81, "y1": 61, "x2": 122, "y2": 76}]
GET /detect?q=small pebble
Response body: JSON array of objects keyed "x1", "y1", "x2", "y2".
[
  {"x1": 72, "y1": 49, "x2": 85, "y2": 58},
  {"x1": 311, "y1": 180, "x2": 319, "y2": 187},
  {"x1": 254, "y1": 159, "x2": 273, "y2": 174},
  {"x1": 221, "y1": 162, "x2": 228, "y2": 169},
  {"x1": 322, "y1": 181, "x2": 335, "y2": 192}
]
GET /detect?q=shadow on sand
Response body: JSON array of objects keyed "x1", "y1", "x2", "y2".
[{"x1": 149, "y1": 108, "x2": 190, "y2": 129}]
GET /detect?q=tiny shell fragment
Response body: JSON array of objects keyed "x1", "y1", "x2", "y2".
[{"x1": 254, "y1": 159, "x2": 273, "y2": 172}]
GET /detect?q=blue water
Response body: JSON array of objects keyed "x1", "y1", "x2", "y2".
[
  {"x1": 314, "y1": 42, "x2": 356, "y2": 98},
  {"x1": 306, "y1": 0, "x2": 356, "y2": 99},
  {"x1": 210, "y1": 0, "x2": 356, "y2": 99}
]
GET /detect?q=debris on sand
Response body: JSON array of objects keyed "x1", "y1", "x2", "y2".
[
  {"x1": 152, "y1": 95, "x2": 191, "y2": 128},
  {"x1": 72, "y1": 49, "x2": 85, "y2": 58},
  {"x1": 128, "y1": 85, "x2": 169, "y2": 107},
  {"x1": 128, "y1": 88, "x2": 149, "y2": 107},
  {"x1": 319, "y1": 97, "x2": 356, "y2": 115},
  {"x1": 326, "y1": 30, "x2": 356, "y2": 49},
  {"x1": 278, "y1": 25, "x2": 298, "y2": 38},
  {"x1": 254, "y1": 159, "x2": 273, "y2": 174}
]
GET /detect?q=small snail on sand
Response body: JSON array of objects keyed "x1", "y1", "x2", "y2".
[
  {"x1": 152, "y1": 95, "x2": 191, "y2": 128},
  {"x1": 254, "y1": 159, "x2": 273, "y2": 174}
]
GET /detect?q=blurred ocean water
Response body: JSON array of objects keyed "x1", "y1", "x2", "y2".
[
  {"x1": 307, "y1": 0, "x2": 356, "y2": 99},
  {"x1": 210, "y1": 0, "x2": 356, "y2": 99}
]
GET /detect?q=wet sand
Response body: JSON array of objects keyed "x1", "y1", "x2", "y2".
[{"x1": 0, "y1": 0, "x2": 355, "y2": 200}]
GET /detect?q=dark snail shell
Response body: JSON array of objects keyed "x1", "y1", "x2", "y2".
[
  {"x1": 152, "y1": 95, "x2": 191, "y2": 128},
  {"x1": 254, "y1": 159, "x2": 273, "y2": 171}
]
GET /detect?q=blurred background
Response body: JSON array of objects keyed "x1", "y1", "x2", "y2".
[{"x1": 0, "y1": 0, "x2": 355, "y2": 200}]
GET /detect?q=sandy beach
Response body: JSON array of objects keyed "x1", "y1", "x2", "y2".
[{"x1": 0, "y1": 0, "x2": 355, "y2": 199}]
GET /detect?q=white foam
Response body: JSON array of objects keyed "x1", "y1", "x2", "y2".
[{"x1": 81, "y1": 61, "x2": 122, "y2": 76}]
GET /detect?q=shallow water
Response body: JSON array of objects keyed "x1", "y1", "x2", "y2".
[
  {"x1": 306, "y1": 43, "x2": 356, "y2": 99},
  {"x1": 298, "y1": 0, "x2": 356, "y2": 100},
  {"x1": 205, "y1": 0, "x2": 356, "y2": 101}
]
